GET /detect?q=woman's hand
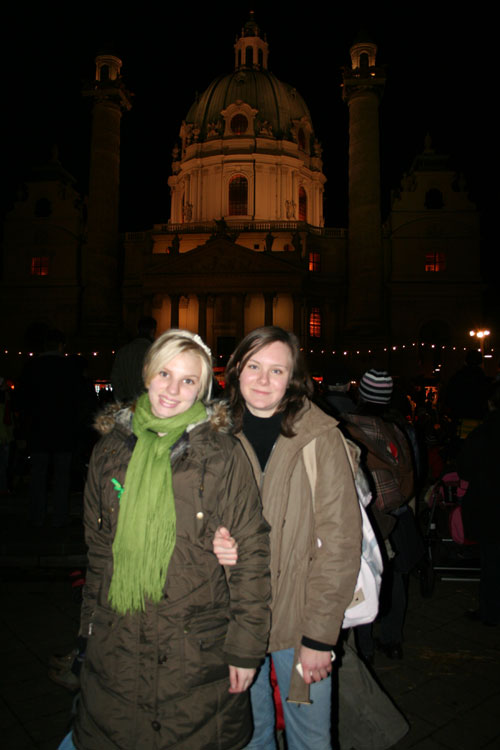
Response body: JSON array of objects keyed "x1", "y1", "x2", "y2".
[
  {"x1": 228, "y1": 665, "x2": 256, "y2": 693},
  {"x1": 213, "y1": 526, "x2": 239, "y2": 566},
  {"x1": 298, "y1": 645, "x2": 333, "y2": 685}
]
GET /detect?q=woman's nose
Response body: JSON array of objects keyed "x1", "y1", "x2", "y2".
[
  {"x1": 166, "y1": 378, "x2": 180, "y2": 394},
  {"x1": 257, "y1": 369, "x2": 269, "y2": 384}
]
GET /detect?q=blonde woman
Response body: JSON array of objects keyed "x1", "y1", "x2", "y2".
[{"x1": 60, "y1": 330, "x2": 271, "y2": 750}]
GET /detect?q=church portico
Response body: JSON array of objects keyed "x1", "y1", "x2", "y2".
[
  {"x1": 141, "y1": 235, "x2": 307, "y2": 353},
  {"x1": 150, "y1": 288, "x2": 298, "y2": 355}
]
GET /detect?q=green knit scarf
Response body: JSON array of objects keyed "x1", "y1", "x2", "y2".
[{"x1": 108, "y1": 393, "x2": 207, "y2": 614}]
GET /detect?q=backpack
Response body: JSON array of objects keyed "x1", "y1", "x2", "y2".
[
  {"x1": 345, "y1": 418, "x2": 414, "y2": 513},
  {"x1": 302, "y1": 434, "x2": 383, "y2": 629}
]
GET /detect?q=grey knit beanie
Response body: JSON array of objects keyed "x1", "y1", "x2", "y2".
[{"x1": 358, "y1": 369, "x2": 393, "y2": 405}]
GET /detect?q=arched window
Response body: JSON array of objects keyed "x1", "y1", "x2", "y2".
[
  {"x1": 229, "y1": 175, "x2": 248, "y2": 215},
  {"x1": 230, "y1": 114, "x2": 248, "y2": 135},
  {"x1": 258, "y1": 49, "x2": 263, "y2": 68},
  {"x1": 360, "y1": 52, "x2": 369, "y2": 70},
  {"x1": 298, "y1": 187, "x2": 307, "y2": 221},
  {"x1": 245, "y1": 46, "x2": 253, "y2": 66},
  {"x1": 309, "y1": 307, "x2": 321, "y2": 338},
  {"x1": 298, "y1": 128, "x2": 306, "y2": 151}
]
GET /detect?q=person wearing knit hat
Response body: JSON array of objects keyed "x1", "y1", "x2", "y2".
[
  {"x1": 359, "y1": 369, "x2": 394, "y2": 405},
  {"x1": 344, "y1": 368, "x2": 420, "y2": 665}
]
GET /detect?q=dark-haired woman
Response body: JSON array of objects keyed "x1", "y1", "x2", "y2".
[{"x1": 215, "y1": 326, "x2": 361, "y2": 749}]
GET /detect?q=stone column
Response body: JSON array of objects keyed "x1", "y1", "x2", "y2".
[
  {"x1": 293, "y1": 294, "x2": 303, "y2": 339},
  {"x1": 197, "y1": 293, "x2": 207, "y2": 341},
  {"x1": 170, "y1": 294, "x2": 180, "y2": 328},
  {"x1": 235, "y1": 294, "x2": 246, "y2": 342},
  {"x1": 264, "y1": 293, "x2": 274, "y2": 327}
]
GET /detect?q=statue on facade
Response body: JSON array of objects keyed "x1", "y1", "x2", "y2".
[
  {"x1": 286, "y1": 200, "x2": 296, "y2": 219},
  {"x1": 259, "y1": 120, "x2": 273, "y2": 136},
  {"x1": 292, "y1": 230, "x2": 302, "y2": 255},
  {"x1": 168, "y1": 234, "x2": 180, "y2": 255},
  {"x1": 265, "y1": 232, "x2": 275, "y2": 253},
  {"x1": 207, "y1": 121, "x2": 221, "y2": 137},
  {"x1": 183, "y1": 203, "x2": 193, "y2": 222},
  {"x1": 313, "y1": 139, "x2": 323, "y2": 157}
]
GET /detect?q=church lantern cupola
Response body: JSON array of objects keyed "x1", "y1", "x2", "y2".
[{"x1": 234, "y1": 11, "x2": 269, "y2": 70}]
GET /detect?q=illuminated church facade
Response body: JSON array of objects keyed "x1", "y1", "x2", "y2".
[{"x1": 1, "y1": 15, "x2": 483, "y2": 374}]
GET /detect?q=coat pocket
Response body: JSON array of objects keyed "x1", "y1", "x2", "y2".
[
  {"x1": 182, "y1": 618, "x2": 229, "y2": 689},
  {"x1": 85, "y1": 605, "x2": 121, "y2": 683}
]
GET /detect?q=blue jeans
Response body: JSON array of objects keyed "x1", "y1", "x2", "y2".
[
  {"x1": 246, "y1": 648, "x2": 332, "y2": 749},
  {"x1": 58, "y1": 732, "x2": 76, "y2": 750}
]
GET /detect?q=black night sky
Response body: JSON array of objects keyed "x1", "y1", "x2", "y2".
[{"x1": 2, "y1": 4, "x2": 496, "y2": 277}]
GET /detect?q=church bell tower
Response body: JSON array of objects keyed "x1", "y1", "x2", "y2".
[
  {"x1": 342, "y1": 35, "x2": 386, "y2": 339},
  {"x1": 82, "y1": 53, "x2": 132, "y2": 340}
]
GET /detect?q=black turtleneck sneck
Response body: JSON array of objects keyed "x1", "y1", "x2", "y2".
[{"x1": 242, "y1": 408, "x2": 283, "y2": 471}]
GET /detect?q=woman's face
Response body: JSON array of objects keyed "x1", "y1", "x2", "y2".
[
  {"x1": 239, "y1": 340, "x2": 293, "y2": 418},
  {"x1": 148, "y1": 351, "x2": 202, "y2": 418}
]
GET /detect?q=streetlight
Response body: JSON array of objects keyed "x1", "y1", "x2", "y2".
[{"x1": 469, "y1": 329, "x2": 491, "y2": 356}]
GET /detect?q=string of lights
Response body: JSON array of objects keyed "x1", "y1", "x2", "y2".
[{"x1": 1, "y1": 341, "x2": 494, "y2": 360}]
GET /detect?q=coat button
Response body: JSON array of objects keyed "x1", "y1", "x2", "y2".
[
  {"x1": 158, "y1": 654, "x2": 167, "y2": 664},
  {"x1": 196, "y1": 511, "x2": 204, "y2": 519},
  {"x1": 183, "y1": 625, "x2": 191, "y2": 634},
  {"x1": 152, "y1": 720, "x2": 161, "y2": 731}
]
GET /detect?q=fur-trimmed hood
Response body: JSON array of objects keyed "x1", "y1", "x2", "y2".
[{"x1": 93, "y1": 399, "x2": 232, "y2": 437}]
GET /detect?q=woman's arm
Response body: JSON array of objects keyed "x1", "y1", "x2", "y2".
[
  {"x1": 79, "y1": 444, "x2": 113, "y2": 636},
  {"x1": 299, "y1": 428, "x2": 362, "y2": 646},
  {"x1": 218, "y1": 443, "x2": 271, "y2": 667},
  {"x1": 228, "y1": 666, "x2": 256, "y2": 693},
  {"x1": 213, "y1": 526, "x2": 238, "y2": 565}
]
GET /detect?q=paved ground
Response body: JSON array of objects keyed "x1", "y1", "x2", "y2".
[{"x1": 1, "y1": 487, "x2": 499, "y2": 750}]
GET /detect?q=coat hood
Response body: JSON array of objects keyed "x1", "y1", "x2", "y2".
[{"x1": 93, "y1": 399, "x2": 232, "y2": 437}]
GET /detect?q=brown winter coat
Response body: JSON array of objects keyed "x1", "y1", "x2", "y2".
[
  {"x1": 237, "y1": 400, "x2": 361, "y2": 699},
  {"x1": 73, "y1": 404, "x2": 271, "y2": 750}
]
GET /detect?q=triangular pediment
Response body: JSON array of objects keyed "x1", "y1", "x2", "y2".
[{"x1": 146, "y1": 236, "x2": 302, "y2": 277}]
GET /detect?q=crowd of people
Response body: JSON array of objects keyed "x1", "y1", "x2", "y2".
[{"x1": 1, "y1": 325, "x2": 498, "y2": 749}]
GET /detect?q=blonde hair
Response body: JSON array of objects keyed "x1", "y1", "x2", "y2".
[{"x1": 143, "y1": 330, "x2": 213, "y2": 401}]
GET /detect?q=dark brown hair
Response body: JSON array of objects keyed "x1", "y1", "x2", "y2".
[{"x1": 225, "y1": 326, "x2": 313, "y2": 437}]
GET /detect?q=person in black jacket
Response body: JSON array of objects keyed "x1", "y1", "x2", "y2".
[{"x1": 458, "y1": 380, "x2": 500, "y2": 626}]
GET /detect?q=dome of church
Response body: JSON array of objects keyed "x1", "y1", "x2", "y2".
[
  {"x1": 185, "y1": 68, "x2": 313, "y2": 143},
  {"x1": 169, "y1": 13, "x2": 325, "y2": 229},
  {"x1": 178, "y1": 13, "x2": 318, "y2": 151}
]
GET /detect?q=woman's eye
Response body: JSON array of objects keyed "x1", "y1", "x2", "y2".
[
  {"x1": 272, "y1": 369, "x2": 283, "y2": 375},
  {"x1": 184, "y1": 378, "x2": 194, "y2": 385},
  {"x1": 159, "y1": 371, "x2": 168, "y2": 378}
]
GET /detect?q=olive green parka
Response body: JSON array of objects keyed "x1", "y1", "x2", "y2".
[{"x1": 73, "y1": 403, "x2": 271, "y2": 750}]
